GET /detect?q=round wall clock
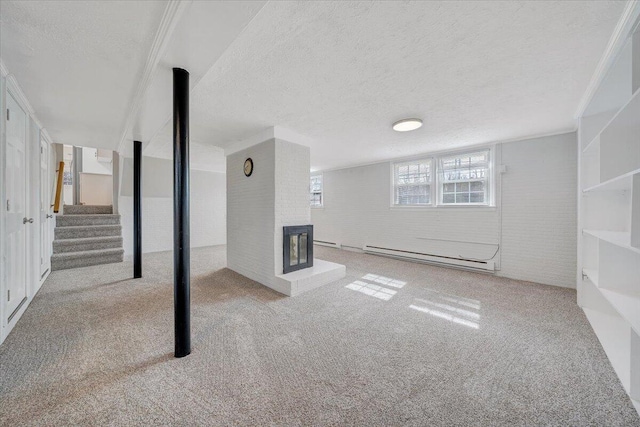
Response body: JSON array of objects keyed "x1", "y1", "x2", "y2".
[{"x1": 244, "y1": 158, "x2": 254, "y2": 177}]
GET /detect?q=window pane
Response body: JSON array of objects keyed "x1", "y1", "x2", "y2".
[
  {"x1": 470, "y1": 181, "x2": 484, "y2": 191},
  {"x1": 456, "y1": 182, "x2": 469, "y2": 192},
  {"x1": 396, "y1": 184, "x2": 430, "y2": 205},
  {"x1": 394, "y1": 159, "x2": 431, "y2": 205},
  {"x1": 456, "y1": 193, "x2": 470, "y2": 203},
  {"x1": 438, "y1": 150, "x2": 489, "y2": 206},
  {"x1": 310, "y1": 175, "x2": 323, "y2": 207},
  {"x1": 63, "y1": 170, "x2": 73, "y2": 185},
  {"x1": 470, "y1": 192, "x2": 484, "y2": 203},
  {"x1": 440, "y1": 150, "x2": 489, "y2": 182}
]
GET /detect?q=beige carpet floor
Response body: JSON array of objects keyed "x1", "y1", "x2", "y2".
[{"x1": 1, "y1": 245, "x2": 638, "y2": 426}]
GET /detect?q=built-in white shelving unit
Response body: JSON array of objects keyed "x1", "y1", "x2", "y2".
[{"x1": 578, "y1": 13, "x2": 640, "y2": 415}]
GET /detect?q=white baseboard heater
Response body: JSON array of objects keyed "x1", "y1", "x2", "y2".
[
  {"x1": 363, "y1": 245, "x2": 495, "y2": 272},
  {"x1": 314, "y1": 240, "x2": 341, "y2": 249}
]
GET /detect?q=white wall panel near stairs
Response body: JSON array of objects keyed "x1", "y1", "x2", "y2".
[
  {"x1": 52, "y1": 205, "x2": 123, "y2": 270},
  {"x1": 577, "y1": 11, "x2": 640, "y2": 414}
]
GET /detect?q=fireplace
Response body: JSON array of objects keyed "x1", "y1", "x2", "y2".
[{"x1": 283, "y1": 225, "x2": 314, "y2": 274}]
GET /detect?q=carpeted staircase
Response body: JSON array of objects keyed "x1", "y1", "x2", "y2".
[{"x1": 52, "y1": 205, "x2": 124, "y2": 271}]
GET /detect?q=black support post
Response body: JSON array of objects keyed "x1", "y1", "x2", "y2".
[
  {"x1": 173, "y1": 68, "x2": 191, "y2": 358},
  {"x1": 133, "y1": 140, "x2": 142, "y2": 279}
]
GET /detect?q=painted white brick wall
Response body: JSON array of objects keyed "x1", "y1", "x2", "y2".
[
  {"x1": 227, "y1": 139, "x2": 276, "y2": 287},
  {"x1": 500, "y1": 133, "x2": 577, "y2": 287},
  {"x1": 311, "y1": 132, "x2": 577, "y2": 288},
  {"x1": 274, "y1": 139, "x2": 311, "y2": 274},
  {"x1": 312, "y1": 162, "x2": 501, "y2": 260},
  {"x1": 120, "y1": 156, "x2": 226, "y2": 255},
  {"x1": 227, "y1": 138, "x2": 311, "y2": 287}
]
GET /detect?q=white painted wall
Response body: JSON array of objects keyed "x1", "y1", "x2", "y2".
[
  {"x1": 499, "y1": 133, "x2": 577, "y2": 286},
  {"x1": 1, "y1": 68, "x2": 7, "y2": 342},
  {"x1": 227, "y1": 138, "x2": 311, "y2": 291},
  {"x1": 81, "y1": 147, "x2": 112, "y2": 175},
  {"x1": 80, "y1": 147, "x2": 113, "y2": 205},
  {"x1": 227, "y1": 139, "x2": 276, "y2": 287},
  {"x1": 311, "y1": 132, "x2": 577, "y2": 288},
  {"x1": 119, "y1": 156, "x2": 226, "y2": 256},
  {"x1": 79, "y1": 173, "x2": 112, "y2": 206},
  {"x1": 274, "y1": 140, "x2": 311, "y2": 275}
]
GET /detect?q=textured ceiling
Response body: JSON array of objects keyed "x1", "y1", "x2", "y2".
[
  {"x1": 146, "y1": 0, "x2": 626, "y2": 171},
  {"x1": 1, "y1": 1, "x2": 628, "y2": 172},
  {"x1": 0, "y1": 0, "x2": 167, "y2": 149},
  {"x1": 124, "y1": 0, "x2": 266, "y2": 157}
]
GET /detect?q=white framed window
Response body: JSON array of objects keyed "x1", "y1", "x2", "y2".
[
  {"x1": 438, "y1": 149, "x2": 490, "y2": 205},
  {"x1": 392, "y1": 158, "x2": 433, "y2": 206},
  {"x1": 310, "y1": 174, "x2": 323, "y2": 207}
]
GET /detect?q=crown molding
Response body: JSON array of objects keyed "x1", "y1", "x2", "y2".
[
  {"x1": 575, "y1": 0, "x2": 640, "y2": 118},
  {"x1": 116, "y1": 0, "x2": 191, "y2": 155},
  {"x1": 40, "y1": 129, "x2": 54, "y2": 145}
]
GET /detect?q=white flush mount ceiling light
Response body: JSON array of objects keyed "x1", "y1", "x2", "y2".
[{"x1": 392, "y1": 118, "x2": 423, "y2": 132}]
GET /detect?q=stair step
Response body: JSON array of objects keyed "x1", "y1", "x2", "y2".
[
  {"x1": 55, "y1": 224, "x2": 121, "y2": 240},
  {"x1": 53, "y1": 236, "x2": 123, "y2": 253},
  {"x1": 51, "y1": 248, "x2": 124, "y2": 271},
  {"x1": 63, "y1": 205, "x2": 113, "y2": 215},
  {"x1": 56, "y1": 214, "x2": 120, "y2": 227}
]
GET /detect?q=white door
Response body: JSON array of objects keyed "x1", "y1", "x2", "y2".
[
  {"x1": 40, "y1": 137, "x2": 51, "y2": 278},
  {"x1": 5, "y1": 93, "x2": 28, "y2": 316}
]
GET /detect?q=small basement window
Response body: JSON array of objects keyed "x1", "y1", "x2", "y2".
[
  {"x1": 438, "y1": 149, "x2": 490, "y2": 205},
  {"x1": 393, "y1": 159, "x2": 433, "y2": 206},
  {"x1": 310, "y1": 174, "x2": 323, "y2": 207}
]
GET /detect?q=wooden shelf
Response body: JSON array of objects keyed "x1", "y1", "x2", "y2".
[
  {"x1": 583, "y1": 230, "x2": 640, "y2": 255},
  {"x1": 583, "y1": 169, "x2": 638, "y2": 193}
]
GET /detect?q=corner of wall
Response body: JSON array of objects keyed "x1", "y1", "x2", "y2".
[
  {"x1": 112, "y1": 151, "x2": 121, "y2": 215},
  {"x1": 0, "y1": 67, "x2": 6, "y2": 344}
]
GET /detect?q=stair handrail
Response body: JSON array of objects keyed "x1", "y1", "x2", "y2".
[{"x1": 52, "y1": 161, "x2": 64, "y2": 213}]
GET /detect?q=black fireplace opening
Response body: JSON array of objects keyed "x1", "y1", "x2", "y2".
[{"x1": 283, "y1": 225, "x2": 314, "y2": 274}]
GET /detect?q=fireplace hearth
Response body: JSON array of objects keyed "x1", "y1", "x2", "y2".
[{"x1": 283, "y1": 225, "x2": 313, "y2": 274}]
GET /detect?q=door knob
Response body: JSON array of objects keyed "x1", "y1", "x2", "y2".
[
  {"x1": 23, "y1": 217, "x2": 34, "y2": 224},
  {"x1": 46, "y1": 214, "x2": 53, "y2": 218}
]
